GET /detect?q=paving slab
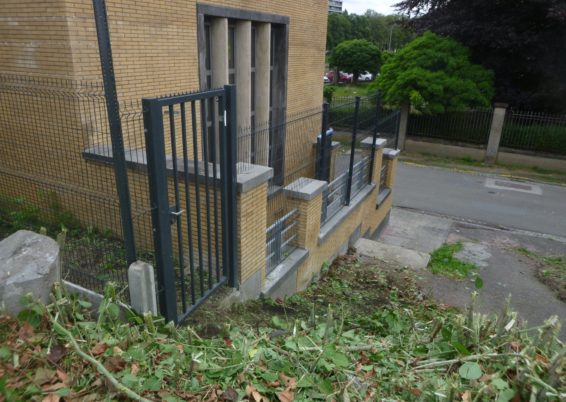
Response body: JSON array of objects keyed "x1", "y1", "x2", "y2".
[{"x1": 375, "y1": 207, "x2": 452, "y2": 253}]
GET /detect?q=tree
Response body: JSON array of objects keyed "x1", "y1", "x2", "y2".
[
  {"x1": 330, "y1": 39, "x2": 381, "y2": 84},
  {"x1": 395, "y1": 0, "x2": 566, "y2": 111},
  {"x1": 374, "y1": 32, "x2": 494, "y2": 114}
]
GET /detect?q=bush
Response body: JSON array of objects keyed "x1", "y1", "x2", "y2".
[{"x1": 501, "y1": 123, "x2": 566, "y2": 155}]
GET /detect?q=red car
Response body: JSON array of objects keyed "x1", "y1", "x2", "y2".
[{"x1": 325, "y1": 71, "x2": 352, "y2": 84}]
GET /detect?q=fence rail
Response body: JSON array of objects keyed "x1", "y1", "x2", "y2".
[
  {"x1": 266, "y1": 208, "x2": 299, "y2": 273},
  {"x1": 321, "y1": 171, "x2": 349, "y2": 224}
]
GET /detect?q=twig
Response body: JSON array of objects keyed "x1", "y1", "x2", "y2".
[
  {"x1": 49, "y1": 315, "x2": 152, "y2": 402},
  {"x1": 413, "y1": 352, "x2": 526, "y2": 370}
]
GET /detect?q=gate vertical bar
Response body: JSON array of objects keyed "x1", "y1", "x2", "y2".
[
  {"x1": 368, "y1": 93, "x2": 380, "y2": 183},
  {"x1": 223, "y1": 85, "x2": 238, "y2": 287},
  {"x1": 317, "y1": 102, "x2": 330, "y2": 181},
  {"x1": 142, "y1": 98, "x2": 177, "y2": 323},
  {"x1": 92, "y1": 0, "x2": 136, "y2": 264},
  {"x1": 345, "y1": 96, "x2": 361, "y2": 205}
]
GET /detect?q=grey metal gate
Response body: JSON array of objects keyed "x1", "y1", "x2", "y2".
[{"x1": 142, "y1": 86, "x2": 237, "y2": 324}]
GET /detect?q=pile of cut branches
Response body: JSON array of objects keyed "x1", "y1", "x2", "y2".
[{"x1": 0, "y1": 261, "x2": 564, "y2": 401}]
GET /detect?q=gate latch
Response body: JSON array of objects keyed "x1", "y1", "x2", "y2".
[{"x1": 169, "y1": 206, "x2": 184, "y2": 224}]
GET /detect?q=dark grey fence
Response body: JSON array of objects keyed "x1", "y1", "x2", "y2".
[
  {"x1": 501, "y1": 110, "x2": 566, "y2": 155},
  {"x1": 407, "y1": 109, "x2": 493, "y2": 145}
]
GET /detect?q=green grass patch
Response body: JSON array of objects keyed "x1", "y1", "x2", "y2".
[
  {"x1": 429, "y1": 242, "x2": 478, "y2": 279},
  {"x1": 516, "y1": 247, "x2": 566, "y2": 301},
  {"x1": 326, "y1": 82, "x2": 372, "y2": 98}
]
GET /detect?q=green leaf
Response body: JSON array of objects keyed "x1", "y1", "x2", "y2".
[
  {"x1": 459, "y1": 362, "x2": 482, "y2": 380},
  {"x1": 318, "y1": 379, "x2": 333, "y2": 394},
  {"x1": 271, "y1": 315, "x2": 288, "y2": 330},
  {"x1": 474, "y1": 275, "x2": 484, "y2": 289},
  {"x1": 492, "y1": 378, "x2": 508, "y2": 390},
  {"x1": 56, "y1": 388, "x2": 72, "y2": 397},
  {"x1": 142, "y1": 376, "x2": 162, "y2": 391},
  {"x1": 78, "y1": 299, "x2": 92, "y2": 308},
  {"x1": 0, "y1": 346, "x2": 11, "y2": 360},
  {"x1": 323, "y1": 345, "x2": 350, "y2": 368},
  {"x1": 451, "y1": 341, "x2": 471, "y2": 356},
  {"x1": 497, "y1": 388, "x2": 515, "y2": 402}
]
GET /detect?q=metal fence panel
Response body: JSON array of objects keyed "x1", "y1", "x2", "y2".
[{"x1": 501, "y1": 110, "x2": 566, "y2": 155}]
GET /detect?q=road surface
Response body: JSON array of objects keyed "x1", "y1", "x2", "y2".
[{"x1": 394, "y1": 163, "x2": 566, "y2": 238}]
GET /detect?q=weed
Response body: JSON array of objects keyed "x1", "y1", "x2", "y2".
[
  {"x1": 516, "y1": 247, "x2": 566, "y2": 300},
  {"x1": 429, "y1": 242, "x2": 478, "y2": 279}
]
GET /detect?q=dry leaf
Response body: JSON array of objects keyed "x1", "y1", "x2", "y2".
[
  {"x1": 41, "y1": 394, "x2": 60, "y2": 402},
  {"x1": 245, "y1": 385, "x2": 269, "y2": 402},
  {"x1": 266, "y1": 380, "x2": 280, "y2": 388},
  {"x1": 461, "y1": 390, "x2": 471, "y2": 402},
  {"x1": 56, "y1": 369, "x2": 68, "y2": 384},
  {"x1": 18, "y1": 322, "x2": 34, "y2": 340},
  {"x1": 278, "y1": 373, "x2": 297, "y2": 390},
  {"x1": 278, "y1": 388, "x2": 294, "y2": 402},
  {"x1": 222, "y1": 388, "x2": 239, "y2": 401},
  {"x1": 90, "y1": 342, "x2": 108, "y2": 356},
  {"x1": 104, "y1": 355, "x2": 126, "y2": 372},
  {"x1": 131, "y1": 363, "x2": 139, "y2": 375},
  {"x1": 33, "y1": 367, "x2": 56, "y2": 385},
  {"x1": 42, "y1": 382, "x2": 66, "y2": 392},
  {"x1": 410, "y1": 389, "x2": 422, "y2": 397},
  {"x1": 47, "y1": 344, "x2": 66, "y2": 364}
]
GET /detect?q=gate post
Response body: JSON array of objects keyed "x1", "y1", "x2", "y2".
[
  {"x1": 317, "y1": 103, "x2": 330, "y2": 181},
  {"x1": 345, "y1": 96, "x2": 361, "y2": 205},
  {"x1": 222, "y1": 85, "x2": 238, "y2": 288},
  {"x1": 142, "y1": 98, "x2": 177, "y2": 323}
]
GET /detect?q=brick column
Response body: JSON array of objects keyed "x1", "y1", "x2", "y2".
[
  {"x1": 383, "y1": 148, "x2": 400, "y2": 188},
  {"x1": 361, "y1": 137, "x2": 387, "y2": 191},
  {"x1": 284, "y1": 178, "x2": 327, "y2": 251},
  {"x1": 235, "y1": 164, "x2": 272, "y2": 298}
]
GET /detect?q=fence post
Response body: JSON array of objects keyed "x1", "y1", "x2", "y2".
[
  {"x1": 317, "y1": 103, "x2": 330, "y2": 181},
  {"x1": 223, "y1": 85, "x2": 239, "y2": 288},
  {"x1": 397, "y1": 102, "x2": 409, "y2": 150},
  {"x1": 92, "y1": 0, "x2": 136, "y2": 264},
  {"x1": 368, "y1": 93, "x2": 380, "y2": 184},
  {"x1": 485, "y1": 103, "x2": 508, "y2": 165},
  {"x1": 142, "y1": 98, "x2": 177, "y2": 323},
  {"x1": 345, "y1": 96, "x2": 361, "y2": 205}
]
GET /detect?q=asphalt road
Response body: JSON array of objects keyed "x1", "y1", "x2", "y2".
[{"x1": 394, "y1": 163, "x2": 566, "y2": 238}]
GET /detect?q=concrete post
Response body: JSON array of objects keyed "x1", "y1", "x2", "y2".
[
  {"x1": 254, "y1": 23, "x2": 271, "y2": 165},
  {"x1": 211, "y1": 18, "x2": 229, "y2": 87},
  {"x1": 128, "y1": 261, "x2": 157, "y2": 315},
  {"x1": 235, "y1": 20, "x2": 252, "y2": 162},
  {"x1": 397, "y1": 103, "x2": 410, "y2": 150},
  {"x1": 485, "y1": 103, "x2": 508, "y2": 164},
  {"x1": 235, "y1": 163, "x2": 273, "y2": 298}
]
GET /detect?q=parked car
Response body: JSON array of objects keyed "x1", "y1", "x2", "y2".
[
  {"x1": 358, "y1": 71, "x2": 373, "y2": 81},
  {"x1": 325, "y1": 71, "x2": 352, "y2": 84},
  {"x1": 324, "y1": 75, "x2": 330, "y2": 83}
]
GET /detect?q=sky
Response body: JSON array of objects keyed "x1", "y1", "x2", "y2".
[{"x1": 342, "y1": 0, "x2": 399, "y2": 15}]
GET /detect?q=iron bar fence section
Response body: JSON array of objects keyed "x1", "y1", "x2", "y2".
[
  {"x1": 266, "y1": 208, "x2": 299, "y2": 273},
  {"x1": 501, "y1": 110, "x2": 566, "y2": 155},
  {"x1": 407, "y1": 109, "x2": 493, "y2": 145}
]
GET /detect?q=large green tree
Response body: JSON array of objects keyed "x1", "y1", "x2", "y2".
[
  {"x1": 395, "y1": 0, "x2": 566, "y2": 111},
  {"x1": 374, "y1": 32, "x2": 494, "y2": 114},
  {"x1": 330, "y1": 39, "x2": 381, "y2": 84}
]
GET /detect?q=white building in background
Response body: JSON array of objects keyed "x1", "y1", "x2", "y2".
[{"x1": 328, "y1": 0, "x2": 343, "y2": 13}]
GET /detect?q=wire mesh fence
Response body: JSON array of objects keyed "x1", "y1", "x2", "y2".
[
  {"x1": 407, "y1": 109, "x2": 493, "y2": 145},
  {"x1": 0, "y1": 74, "x2": 155, "y2": 299},
  {"x1": 501, "y1": 110, "x2": 566, "y2": 155}
]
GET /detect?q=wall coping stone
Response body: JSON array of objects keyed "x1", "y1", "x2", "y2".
[
  {"x1": 318, "y1": 183, "x2": 375, "y2": 244},
  {"x1": 361, "y1": 137, "x2": 387, "y2": 149},
  {"x1": 383, "y1": 148, "x2": 401, "y2": 159},
  {"x1": 284, "y1": 178, "x2": 328, "y2": 200},
  {"x1": 377, "y1": 187, "x2": 391, "y2": 207},
  {"x1": 83, "y1": 145, "x2": 272, "y2": 193}
]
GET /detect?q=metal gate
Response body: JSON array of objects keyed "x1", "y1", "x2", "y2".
[{"x1": 142, "y1": 86, "x2": 237, "y2": 324}]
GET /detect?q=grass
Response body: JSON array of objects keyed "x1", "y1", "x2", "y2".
[
  {"x1": 516, "y1": 247, "x2": 566, "y2": 301},
  {"x1": 1, "y1": 257, "x2": 564, "y2": 401},
  {"x1": 429, "y1": 242, "x2": 478, "y2": 280},
  {"x1": 401, "y1": 151, "x2": 566, "y2": 185},
  {"x1": 326, "y1": 82, "x2": 373, "y2": 98}
]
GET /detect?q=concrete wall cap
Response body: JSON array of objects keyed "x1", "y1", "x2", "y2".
[
  {"x1": 284, "y1": 177, "x2": 328, "y2": 200},
  {"x1": 493, "y1": 102, "x2": 509, "y2": 109},
  {"x1": 360, "y1": 137, "x2": 387, "y2": 149},
  {"x1": 383, "y1": 148, "x2": 401, "y2": 159},
  {"x1": 237, "y1": 163, "x2": 273, "y2": 193}
]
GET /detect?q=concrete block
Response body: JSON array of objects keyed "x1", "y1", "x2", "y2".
[
  {"x1": 354, "y1": 238, "x2": 430, "y2": 270},
  {"x1": 0, "y1": 230, "x2": 60, "y2": 316},
  {"x1": 128, "y1": 261, "x2": 158, "y2": 315}
]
